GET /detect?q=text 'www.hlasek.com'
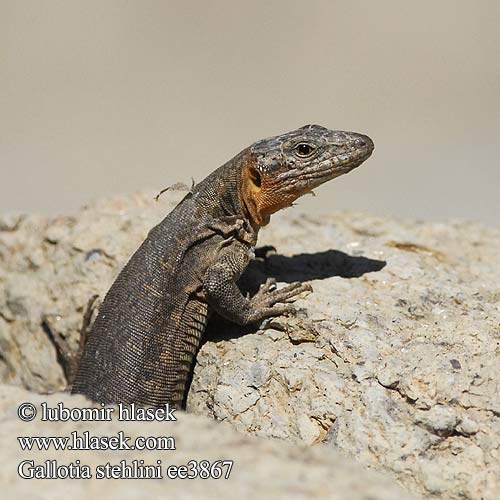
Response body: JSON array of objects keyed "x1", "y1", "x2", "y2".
[{"x1": 16, "y1": 402, "x2": 233, "y2": 480}]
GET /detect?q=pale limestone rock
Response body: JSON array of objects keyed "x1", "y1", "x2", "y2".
[
  {"x1": 1, "y1": 191, "x2": 499, "y2": 499},
  {"x1": 0, "y1": 384, "x2": 414, "y2": 499}
]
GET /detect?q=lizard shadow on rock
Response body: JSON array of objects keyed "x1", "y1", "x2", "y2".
[
  {"x1": 204, "y1": 249, "x2": 386, "y2": 343},
  {"x1": 185, "y1": 250, "x2": 385, "y2": 407}
]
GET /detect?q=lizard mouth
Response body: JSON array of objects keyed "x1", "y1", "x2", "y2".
[
  {"x1": 298, "y1": 145, "x2": 374, "y2": 185},
  {"x1": 321, "y1": 135, "x2": 374, "y2": 177}
]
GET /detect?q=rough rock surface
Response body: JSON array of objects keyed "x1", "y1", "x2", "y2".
[
  {"x1": 2, "y1": 384, "x2": 413, "y2": 499},
  {"x1": 1, "y1": 191, "x2": 499, "y2": 499}
]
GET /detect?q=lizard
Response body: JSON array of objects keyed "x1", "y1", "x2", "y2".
[{"x1": 71, "y1": 124, "x2": 374, "y2": 408}]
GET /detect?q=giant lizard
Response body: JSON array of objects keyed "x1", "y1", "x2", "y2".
[{"x1": 71, "y1": 124, "x2": 374, "y2": 408}]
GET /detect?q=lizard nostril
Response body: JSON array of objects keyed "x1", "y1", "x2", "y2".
[{"x1": 356, "y1": 135, "x2": 374, "y2": 151}]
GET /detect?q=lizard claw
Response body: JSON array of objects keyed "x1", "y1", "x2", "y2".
[
  {"x1": 254, "y1": 245, "x2": 277, "y2": 260},
  {"x1": 258, "y1": 277, "x2": 277, "y2": 294}
]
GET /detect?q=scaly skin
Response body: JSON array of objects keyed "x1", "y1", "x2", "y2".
[{"x1": 71, "y1": 124, "x2": 374, "y2": 408}]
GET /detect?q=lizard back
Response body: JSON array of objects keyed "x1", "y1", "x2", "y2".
[{"x1": 72, "y1": 192, "x2": 220, "y2": 406}]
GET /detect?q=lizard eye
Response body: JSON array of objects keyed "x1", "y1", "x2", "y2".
[{"x1": 295, "y1": 143, "x2": 315, "y2": 157}]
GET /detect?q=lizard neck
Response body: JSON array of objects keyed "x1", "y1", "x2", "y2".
[
  {"x1": 192, "y1": 149, "x2": 261, "y2": 240},
  {"x1": 240, "y1": 152, "x2": 275, "y2": 228}
]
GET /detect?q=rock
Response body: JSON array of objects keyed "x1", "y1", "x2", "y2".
[
  {"x1": 188, "y1": 211, "x2": 500, "y2": 499},
  {"x1": 457, "y1": 415, "x2": 480, "y2": 436},
  {"x1": 1, "y1": 191, "x2": 499, "y2": 499},
  {"x1": 414, "y1": 405, "x2": 459, "y2": 436},
  {"x1": 1, "y1": 383, "x2": 413, "y2": 499},
  {"x1": 0, "y1": 213, "x2": 24, "y2": 232}
]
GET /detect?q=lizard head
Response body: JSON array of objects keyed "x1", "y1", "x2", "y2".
[{"x1": 241, "y1": 124, "x2": 374, "y2": 226}]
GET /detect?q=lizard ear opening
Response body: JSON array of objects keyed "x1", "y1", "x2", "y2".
[{"x1": 249, "y1": 166, "x2": 262, "y2": 189}]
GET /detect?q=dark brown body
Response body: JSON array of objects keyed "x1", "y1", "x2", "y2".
[
  {"x1": 72, "y1": 125, "x2": 374, "y2": 407},
  {"x1": 72, "y1": 157, "x2": 255, "y2": 406}
]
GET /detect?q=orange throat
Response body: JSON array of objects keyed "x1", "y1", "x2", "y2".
[
  {"x1": 240, "y1": 159, "x2": 297, "y2": 227},
  {"x1": 240, "y1": 159, "x2": 269, "y2": 226}
]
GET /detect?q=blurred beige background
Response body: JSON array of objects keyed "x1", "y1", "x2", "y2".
[{"x1": 1, "y1": 0, "x2": 499, "y2": 226}]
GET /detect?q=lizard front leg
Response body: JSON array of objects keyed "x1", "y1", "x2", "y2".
[{"x1": 203, "y1": 242, "x2": 311, "y2": 325}]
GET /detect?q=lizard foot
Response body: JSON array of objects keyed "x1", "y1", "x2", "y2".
[
  {"x1": 252, "y1": 278, "x2": 313, "y2": 309},
  {"x1": 240, "y1": 279, "x2": 313, "y2": 323}
]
